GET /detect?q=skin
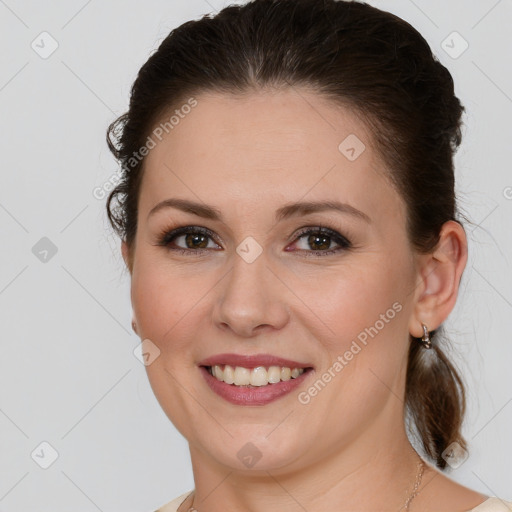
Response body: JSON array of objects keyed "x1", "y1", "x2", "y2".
[{"x1": 122, "y1": 88, "x2": 486, "y2": 511}]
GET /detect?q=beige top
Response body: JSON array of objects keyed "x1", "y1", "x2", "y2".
[{"x1": 154, "y1": 491, "x2": 512, "y2": 512}]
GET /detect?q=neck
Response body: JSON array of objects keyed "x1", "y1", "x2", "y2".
[{"x1": 182, "y1": 409, "x2": 430, "y2": 512}]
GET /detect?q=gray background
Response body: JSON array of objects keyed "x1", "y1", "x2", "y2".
[{"x1": 0, "y1": 0, "x2": 511, "y2": 510}]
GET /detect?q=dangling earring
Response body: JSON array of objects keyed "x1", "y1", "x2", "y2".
[{"x1": 420, "y1": 323, "x2": 432, "y2": 349}]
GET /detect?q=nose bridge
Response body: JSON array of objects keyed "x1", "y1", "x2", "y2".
[{"x1": 213, "y1": 242, "x2": 289, "y2": 336}]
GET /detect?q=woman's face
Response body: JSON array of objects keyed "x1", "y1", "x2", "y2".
[{"x1": 126, "y1": 89, "x2": 421, "y2": 472}]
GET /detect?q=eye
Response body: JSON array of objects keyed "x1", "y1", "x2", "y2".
[
  {"x1": 287, "y1": 226, "x2": 352, "y2": 257},
  {"x1": 156, "y1": 226, "x2": 221, "y2": 255},
  {"x1": 155, "y1": 224, "x2": 352, "y2": 258}
]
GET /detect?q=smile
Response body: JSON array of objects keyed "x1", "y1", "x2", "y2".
[
  {"x1": 207, "y1": 364, "x2": 306, "y2": 386},
  {"x1": 199, "y1": 365, "x2": 314, "y2": 406}
]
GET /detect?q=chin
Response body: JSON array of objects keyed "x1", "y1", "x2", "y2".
[{"x1": 199, "y1": 430, "x2": 307, "y2": 473}]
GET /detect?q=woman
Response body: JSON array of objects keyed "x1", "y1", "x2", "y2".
[{"x1": 105, "y1": 0, "x2": 512, "y2": 510}]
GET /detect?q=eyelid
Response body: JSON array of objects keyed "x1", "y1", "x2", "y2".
[
  {"x1": 155, "y1": 223, "x2": 353, "y2": 256},
  {"x1": 291, "y1": 225, "x2": 350, "y2": 244},
  {"x1": 287, "y1": 225, "x2": 352, "y2": 255},
  {"x1": 157, "y1": 225, "x2": 222, "y2": 248}
]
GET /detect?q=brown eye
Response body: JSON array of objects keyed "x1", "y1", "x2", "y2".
[
  {"x1": 184, "y1": 232, "x2": 209, "y2": 249},
  {"x1": 157, "y1": 226, "x2": 221, "y2": 254},
  {"x1": 288, "y1": 226, "x2": 352, "y2": 257},
  {"x1": 306, "y1": 233, "x2": 331, "y2": 251}
]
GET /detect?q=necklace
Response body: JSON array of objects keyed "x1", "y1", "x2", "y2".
[
  {"x1": 404, "y1": 458, "x2": 425, "y2": 511},
  {"x1": 182, "y1": 458, "x2": 425, "y2": 512}
]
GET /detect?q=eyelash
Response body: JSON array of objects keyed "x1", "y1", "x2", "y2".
[{"x1": 155, "y1": 224, "x2": 352, "y2": 258}]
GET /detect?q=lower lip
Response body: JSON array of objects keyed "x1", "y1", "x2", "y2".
[{"x1": 199, "y1": 366, "x2": 313, "y2": 406}]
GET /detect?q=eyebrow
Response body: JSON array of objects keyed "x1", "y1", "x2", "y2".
[{"x1": 147, "y1": 198, "x2": 371, "y2": 223}]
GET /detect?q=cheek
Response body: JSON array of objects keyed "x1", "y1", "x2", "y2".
[
  {"x1": 297, "y1": 258, "x2": 408, "y2": 351},
  {"x1": 292, "y1": 258, "x2": 412, "y2": 404},
  {"x1": 131, "y1": 246, "x2": 412, "y2": 359},
  {"x1": 131, "y1": 260, "x2": 207, "y2": 354},
  {"x1": 130, "y1": 258, "x2": 215, "y2": 431}
]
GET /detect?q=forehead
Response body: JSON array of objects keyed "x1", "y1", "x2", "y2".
[
  {"x1": 145, "y1": 88, "x2": 374, "y2": 170},
  {"x1": 139, "y1": 88, "x2": 404, "y2": 227}
]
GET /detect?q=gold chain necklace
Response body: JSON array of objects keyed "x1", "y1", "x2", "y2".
[
  {"x1": 182, "y1": 458, "x2": 425, "y2": 512},
  {"x1": 404, "y1": 458, "x2": 425, "y2": 511}
]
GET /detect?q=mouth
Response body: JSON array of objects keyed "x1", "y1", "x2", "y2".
[
  {"x1": 198, "y1": 355, "x2": 315, "y2": 406},
  {"x1": 202, "y1": 364, "x2": 313, "y2": 387}
]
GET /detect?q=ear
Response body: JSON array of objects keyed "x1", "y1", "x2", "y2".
[
  {"x1": 121, "y1": 240, "x2": 132, "y2": 272},
  {"x1": 408, "y1": 220, "x2": 468, "y2": 338}
]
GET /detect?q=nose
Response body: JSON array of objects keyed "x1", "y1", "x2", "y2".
[{"x1": 212, "y1": 250, "x2": 290, "y2": 338}]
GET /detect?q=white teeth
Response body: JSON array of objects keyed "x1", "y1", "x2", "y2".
[
  {"x1": 281, "y1": 367, "x2": 291, "y2": 381},
  {"x1": 291, "y1": 368, "x2": 301, "y2": 378},
  {"x1": 249, "y1": 367, "x2": 268, "y2": 386},
  {"x1": 223, "y1": 365, "x2": 235, "y2": 384},
  {"x1": 208, "y1": 365, "x2": 306, "y2": 386},
  {"x1": 267, "y1": 366, "x2": 281, "y2": 383},
  {"x1": 213, "y1": 365, "x2": 223, "y2": 380},
  {"x1": 233, "y1": 366, "x2": 250, "y2": 385}
]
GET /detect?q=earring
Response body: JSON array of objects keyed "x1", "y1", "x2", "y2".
[
  {"x1": 420, "y1": 323, "x2": 432, "y2": 349},
  {"x1": 131, "y1": 320, "x2": 138, "y2": 334}
]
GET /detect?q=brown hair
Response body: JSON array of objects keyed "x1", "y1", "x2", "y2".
[{"x1": 106, "y1": 0, "x2": 467, "y2": 469}]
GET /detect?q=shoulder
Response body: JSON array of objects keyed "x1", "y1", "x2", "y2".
[
  {"x1": 152, "y1": 490, "x2": 194, "y2": 512},
  {"x1": 468, "y1": 498, "x2": 512, "y2": 511},
  {"x1": 413, "y1": 464, "x2": 510, "y2": 512}
]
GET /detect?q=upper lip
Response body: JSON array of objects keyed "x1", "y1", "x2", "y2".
[{"x1": 198, "y1": 353, "x2": 313, "y2": 369}]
